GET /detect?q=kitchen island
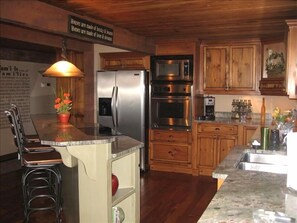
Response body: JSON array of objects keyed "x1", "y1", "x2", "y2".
[
  {"x1": 198, "y1": 146, "x2": 297, "y2": 222},
  {"x1": 31, "y1": 114, "x2": 143, "y2": 223}
]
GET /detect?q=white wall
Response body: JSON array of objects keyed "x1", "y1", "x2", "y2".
[
  {"x1": 0, "y1": 60, "x2": 56, "y2": 156},
  {"x1": 214, "y1": 94, "x2": 297, "y2": 115}
]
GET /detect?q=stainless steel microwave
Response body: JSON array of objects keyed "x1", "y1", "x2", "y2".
[{"x1": 151, "y1": 55, "x2": 193, "y2": 82}]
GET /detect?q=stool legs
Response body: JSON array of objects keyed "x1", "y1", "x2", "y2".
[{"x1": 22, "y1": 166, "x2": 62, "y2": 222}]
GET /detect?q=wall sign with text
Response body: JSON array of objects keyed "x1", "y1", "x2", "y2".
[
  {"x1": 68, "y1": 16, "x2": 113, "y2": 43},
  {"x1": 0, "y1": 63, "x2": 30, "y2": 128}
]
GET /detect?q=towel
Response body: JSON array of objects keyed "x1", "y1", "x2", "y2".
[{"x1": 286, "y1": 132, "x2": 297, "y2": 191}]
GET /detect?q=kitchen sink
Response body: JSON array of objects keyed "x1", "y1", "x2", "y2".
[{"x1": 236, "y1": 152, "x2": 288, "y2": 174}]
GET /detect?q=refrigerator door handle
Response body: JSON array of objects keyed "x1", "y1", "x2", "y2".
[
  {"x1": 115, "y1": 86, "x2": 119, "y2": 127},
  {"x1": 111, "y1": 86, "x2": 116, "y2": 128}
]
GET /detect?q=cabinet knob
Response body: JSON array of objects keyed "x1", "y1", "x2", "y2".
[
  {"x1": 167, "y1": 135, "x2": 174, "y2": 142},
  {"x1": 215, "y1": 127, "x2": 220, "y2": 131},
  {"x1": 168, "y1": 149, "x2": 177, "y2": 156}
]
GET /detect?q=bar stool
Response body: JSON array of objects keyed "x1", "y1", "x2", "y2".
[
  {"x1": 11, "y1": 104, "x2": 40, "y2": 143},
  {"x1": 5, "y1": 109, "x2": 63, "y2": 223},
  {"x1": 10, "y1": 105, "x2": 54, "y2": 153}
]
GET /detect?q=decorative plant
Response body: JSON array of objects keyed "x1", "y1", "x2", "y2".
[
  {"x1": 272, "y1": 107, "x2": 292, "y2": 125},
  {"x1": 54, "y1": 89, "x2": 72, "y2": 114},
  {"x1": 265, "y1": 49, "x2": 285, "y2": 76},
  {"x1": 271, "y1": 107, "x2": 294, "y2": 141}
]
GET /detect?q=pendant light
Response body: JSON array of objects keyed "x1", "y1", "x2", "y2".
[{"x1": 43, "y1": 38, "x2": 84, "y2": 77}]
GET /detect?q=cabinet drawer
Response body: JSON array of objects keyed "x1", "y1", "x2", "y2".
[
  {"x1": 150, "y1": 130, "x2": 191, "y2": 143},
  {"x1": 150, "y1": 143, "x2": 190, "y2": 163},
  {"x1": 198, "y1": 124, "x2": 238, "y2": 135}
]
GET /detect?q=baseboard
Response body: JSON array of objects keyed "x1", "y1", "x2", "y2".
[{"x1": 0, "y1": 152, "x2": 18, "y2": 162}]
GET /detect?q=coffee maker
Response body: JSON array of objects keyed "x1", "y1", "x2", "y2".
[
  {"x1": 204, "y1": 96, "x2": 215, "y2": 120},
  {"x1": 196, "y1": 95, "x2": 215, "y2": 120}
]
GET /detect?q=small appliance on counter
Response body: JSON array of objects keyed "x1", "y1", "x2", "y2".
[{"x1": 196, "y1": 95, "x2": 215, "y2": 120}]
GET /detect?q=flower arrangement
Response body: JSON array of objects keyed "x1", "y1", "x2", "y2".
[
  {"x1": 54, "y1": 91, "x2": 72, "y2": 114},
  {"x1": 272, "y1": 107, "x2": 292, "y2": 125},
  {"x1": 272, "y1": 107, "x2": 293, "y2": 129}
]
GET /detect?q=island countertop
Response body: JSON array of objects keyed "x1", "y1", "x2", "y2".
[
  {"x1": 31, "y1": 114, "x2": 143, "y2": 222},
  {"x1": 198, "y1": 146, "x2": 297, "y2": 222},
  {"x1": 31, "y1": 114, "x2": 143, "y2": 157}
]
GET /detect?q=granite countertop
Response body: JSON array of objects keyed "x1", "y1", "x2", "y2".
[
  {"x1": 194, "y1": 111, "x2": 273, "y2": 127},
  {"x1": 194, "y1": 117, "x2": 266, "y2": 126},
  {"x1": 31, "y1": 114, "x2": 143, "y2": 157},
  {"x1": 198, "y1": 146, "x2": 297, "y2": 222}
]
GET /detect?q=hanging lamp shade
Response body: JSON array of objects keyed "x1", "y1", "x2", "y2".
[
  {"x1": 43, "y1": 38, "x2": 84, "y2": 78},
  {"x1": 43, "y1": 60, "x2": 84, "y2": 77}
]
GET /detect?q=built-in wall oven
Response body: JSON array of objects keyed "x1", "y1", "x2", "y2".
[{"x1": 150, "y1": 83, "x2": 192, "y2": 130}]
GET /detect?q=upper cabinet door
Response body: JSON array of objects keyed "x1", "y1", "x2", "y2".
[
  {"x1": 202, "y1": 41, "x2": 260, "y2": 95},
  {"x1": 100, "y1": 52, "x2": 150, "y2": 70},
  {"x1": 204, "y1": 46, "x2": 229, "y2": 91},
  {"x1": 229, "y1": 45, "x2": 257, "y2": 91}
]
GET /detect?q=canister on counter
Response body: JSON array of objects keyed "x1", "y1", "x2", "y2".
[
  {"x1": 261, "y1": 127, "x2": 270, "y2": 150},
  {"x1": 269, "y1": 129, "x2": 280, "y2": 150}
]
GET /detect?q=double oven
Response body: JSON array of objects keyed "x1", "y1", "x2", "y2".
[{"x1": 150, "y1": 55, "x2": 193, "y2": 130}]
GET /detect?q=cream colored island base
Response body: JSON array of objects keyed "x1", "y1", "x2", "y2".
[{"x1": 54, "y1": 143, "x2": 140, "y2": 223}]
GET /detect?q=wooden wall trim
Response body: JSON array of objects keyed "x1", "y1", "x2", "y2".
[
  {"x1": 0, "y1": 22, "x2": 90, "y2": 51},
  {"x1": 0, "y1": 0, "x2": 155, "y2": 54}
]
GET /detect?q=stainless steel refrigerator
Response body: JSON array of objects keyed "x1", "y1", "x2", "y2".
[{"x1": 97, "y1": 70, "x2": 149, "y2": 171}]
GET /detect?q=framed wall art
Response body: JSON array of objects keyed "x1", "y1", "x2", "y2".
[
  {"x1": 260, "y1": 41, "x2": 287, "y2": 95},
  {"x1": 262, "y1": 42, "x2": 286, "y2": 79}
]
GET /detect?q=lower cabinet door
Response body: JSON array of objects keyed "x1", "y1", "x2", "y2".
[
  {"x1": 197, "y1": 135, "x2": 217, "y2": 175},
  {"x1": 217, "y1": 136, "x2": 237, "y2": 163}
]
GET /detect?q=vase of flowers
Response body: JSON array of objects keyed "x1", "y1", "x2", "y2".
[
  {"x1": 271, "y1": 107, "x2": 294, "y2": 147},
  {"x1": 54, "y1": 90, "x2": 72, "y2": 124}
]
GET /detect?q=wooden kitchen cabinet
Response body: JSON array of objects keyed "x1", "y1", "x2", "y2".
[
  {"x1": 100, "y1": 52, "x2": 150, "y2": 70},
  {"x1": 193, "y1": 122, "x2": 238, "y2": 176},
  {"x1": 196, "y1": 134, "x2": 217, "y2": 175},
  {"x1": 149, "y1": 129, "x2": 192, "y2": 174},
  {"x1": 203, "y1": 46, "x2": 229, "y2": 91},
  {"x1": 201, "y1": 41, "x2": 261, "y2": 95},
  {"x1": 286, "y1": 20, "x2": 297, "y2": 99},
  {"x1": 238, "y1": 125, "x2": 258, "y2": 146}
]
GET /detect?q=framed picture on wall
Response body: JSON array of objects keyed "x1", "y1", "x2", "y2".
[
  {"x1": 260, "y1": 41, "x2": 287, "y2": 95},
  {"x1": 262, "y1": 42, "x2": 286, "y2": 79}
]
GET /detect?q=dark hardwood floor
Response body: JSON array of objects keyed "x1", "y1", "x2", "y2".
[
  {"x1": 0, "y1": 159, "x2": 217, "y2": 223},
  {"x1": 140, "y1": 171, "x2": 217, "y2": 223}
]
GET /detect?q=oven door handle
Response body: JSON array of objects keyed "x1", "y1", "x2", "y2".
[{"x1": 151, "y1": 96, "x2": 191, "y2": 100}]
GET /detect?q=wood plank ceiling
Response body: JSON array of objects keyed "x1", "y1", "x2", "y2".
[{"x1": 40, "y1": 0, "x2": 297, "y2": 41}]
